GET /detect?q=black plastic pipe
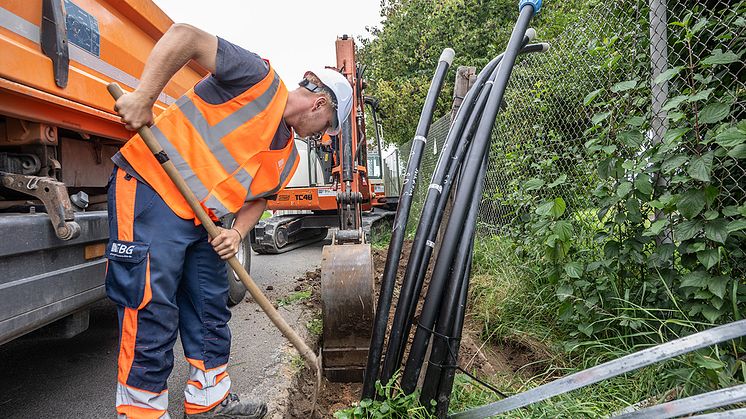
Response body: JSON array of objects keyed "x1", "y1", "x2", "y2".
[
  {"x1": 406, "y1": 41, "x2": 547, "y2": 332},
  {"x1": 379, "y1": 68, "x2": 493, "y2": 383},
  {"x1": 362, "y1": 48, "x2": 455, "y2": 400},
  {"x1": 403, "y1": 63, "x2": 499, "y2": 330},
  {"x1": 435, "y1": 245, "x2": 474, "y2": 417},
  {"x1": 400, "y1": 4, "x2": 538, "y2": 393},
  {"x1": 430, "y1": 45, "x2": 548, "y2": 418},
  {"x1": 420, "y1": 150, "x2": 488, "y2": 407},
  {"x1": 383, "y1": 41, "x2": 545, "y2": 384},
  {"x1": 378, "y1": 53, "x2": 502, "y2": 383}
]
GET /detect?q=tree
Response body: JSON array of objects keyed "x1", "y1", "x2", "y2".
[{"x1": 359, "y1": 0, "x2": 592, "y2": 145}]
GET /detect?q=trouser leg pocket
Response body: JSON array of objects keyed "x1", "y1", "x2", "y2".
[{"x1": 105, "y1": 240, "x2": 151, "y2": 309}]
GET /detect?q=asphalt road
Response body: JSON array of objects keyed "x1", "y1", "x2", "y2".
[{"x1": 0, "y1": 243, "x2": 324, "y2": 419}]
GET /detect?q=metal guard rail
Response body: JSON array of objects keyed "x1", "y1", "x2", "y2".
[{"x1": 450, "y1": 319, "x2": 746, "y2": 418}]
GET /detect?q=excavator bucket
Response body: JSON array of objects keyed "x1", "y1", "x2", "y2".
[{"x1": 321, "y1": 243, "x2": 375, "y2": 382}]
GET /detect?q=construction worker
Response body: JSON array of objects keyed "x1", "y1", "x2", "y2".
[{"x1": 107, "y1": 23, "x2": 352, "y2": 419}]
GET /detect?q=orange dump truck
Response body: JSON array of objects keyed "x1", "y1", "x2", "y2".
[{"x1": 0, "y1": 0, "x2": 205, "y2": 344}]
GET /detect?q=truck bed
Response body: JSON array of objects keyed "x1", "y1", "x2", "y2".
[{"x1": 0, "y1": 0, "x2": 205, "y2": 141}]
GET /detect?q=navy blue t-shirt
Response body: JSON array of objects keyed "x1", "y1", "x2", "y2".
[{"x1": 112, "y1": 37, "x2": 292, "y2": 181}]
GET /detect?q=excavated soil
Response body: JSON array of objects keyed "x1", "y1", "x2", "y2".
[{"x1": 286, "y1": 242, "x2": 551, "y2": 417}]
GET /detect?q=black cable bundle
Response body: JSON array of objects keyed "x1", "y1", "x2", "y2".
[
  {"x1": 363, "y1": 47, "x2": 455, "y2": 400},
  {"x1": 361, "y1": 2, "x2": 546, "y2": 415},
  {"x1": 401, "y1": 2, "x2": 541, "y2": 396}
]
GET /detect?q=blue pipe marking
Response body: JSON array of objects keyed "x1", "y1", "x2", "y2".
[{"x1": 519, "y1": 0, "x2": 542, "y2": 15}]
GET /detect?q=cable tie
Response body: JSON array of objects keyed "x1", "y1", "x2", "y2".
[
  {"x1": 485, "y1": 80, "x2": 495, "y2": 85},
  {"x1": 414, "y1": 135, "x2": 427, "y2": 143},
  {"x1": 428, "y1": 184, "x2": 443, "y2": 193},
  {"x1": 427, "y1": 360, "x2": 459, "y2": 370}
]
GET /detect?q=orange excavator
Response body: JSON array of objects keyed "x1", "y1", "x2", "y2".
[
  {"x1": 250, "y1": 35, "x2": 394, "y2": 255},
  {"x1": 252, "y1": 36, "x2": 394, "y2": 381}
]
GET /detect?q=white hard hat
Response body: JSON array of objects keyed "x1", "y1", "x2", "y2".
[{"x1": 302, "y1": 68, "x2": 353, "y2": 136}]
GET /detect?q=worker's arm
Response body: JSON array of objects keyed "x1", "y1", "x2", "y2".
[
  {"x1": 210, "y1": 199, "x2": 267, "y2": 260},
  {"x1": 114, "y1": 23, "x2": 218, "y2": 130}
]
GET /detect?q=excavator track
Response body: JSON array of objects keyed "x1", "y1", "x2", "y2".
[{"x1": 250, "y1": 215, "x2": 329, "y2": 254}]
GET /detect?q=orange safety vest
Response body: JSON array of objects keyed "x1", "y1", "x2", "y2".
[{"x1": 119, "y1": 65, "x2": 299, "y2": 220}]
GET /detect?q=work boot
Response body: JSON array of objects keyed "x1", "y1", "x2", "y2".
[{"x1": 184, "y1": 393, "x2": 267, "y2": 419}]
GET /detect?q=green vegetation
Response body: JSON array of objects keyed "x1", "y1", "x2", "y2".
[
  {"x1": 447, "y1": 3, "x2": 746, "y2": 414},
  {"x1": 306, "y1": 315, "x2": 323, "y2": 338},
  {"x1": 337, "y1": 0, "x2": 745, "y2": 417},
  {"x1": 277, "y1": 290, "x2": 311, "y2": 307},
  {"x1": 290, "y1": 354, "x2": 305, "y2": 373},
  {"x1": 371, "y1": 223, "x2": 393, "y2": 250},
  {"x1": 359, "y1": 0, "x2": 591, "y2": 145},
  {"x1": 451, "y1": 235, "x2": 745, "y2": 416},
  {"x1": 334, "y1": 375, "x2": 433, "y2": 419}
]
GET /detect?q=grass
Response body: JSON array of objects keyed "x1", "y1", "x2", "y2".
[
  {"x1": 277, "y1": 290, "x2": 312, "y2": 307},
  {"x1": 469, "y1": 237, "x2": 563, "y2": 349},
  {"x1": 370, "y1": 220, "x2": 393, "y2": 250},
  {"x1": 289, "y1": 354, "x2": 305, "y2": 372},
  {"x1": 307, "y1": 315, "x2": 323, "y2": 338},
  {"x1": 449, "y1": 365, "x2": 676, "y2": 418},
  {"x1": 329, "y1": 232, "x2": 742, "y2": 417},
  {"x1": 450, "y1": 234, "x2": 745, "y2": 417}
]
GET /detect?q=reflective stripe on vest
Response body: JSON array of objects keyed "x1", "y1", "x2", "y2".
[{"x1": 120, "y1": 65, "x2": 297, "y2": 220}]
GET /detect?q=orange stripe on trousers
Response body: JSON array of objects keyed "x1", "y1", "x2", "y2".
[
  {"x1": 115, "y1": 168, "x2": 136, "y2": 241},
  {"x1": 117, "y1": 405, "x2": 166, "y2": 419},
  {"x1": 114, "y1": 170, "x2": 153, "y2": 387}
]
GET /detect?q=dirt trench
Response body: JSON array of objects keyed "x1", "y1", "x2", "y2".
[{"x1": 286, "y1": 242, "x2": 550, "y2": 417}]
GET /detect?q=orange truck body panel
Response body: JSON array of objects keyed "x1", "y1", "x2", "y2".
[{"x1": 0, "y1": 0, "x2": 204, "y2": 141}]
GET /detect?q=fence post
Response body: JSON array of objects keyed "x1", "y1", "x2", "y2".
[
  {"x1": 649, "y1": 0, "x2": 673, "y2": 246},
  {"x1": 435, "y1": 66, "x2": 477, "y2": 257},
  {"x1": 451, "y1": 66, "x2": 478, "y2": 123}
]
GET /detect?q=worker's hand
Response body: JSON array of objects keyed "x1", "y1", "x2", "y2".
[
  {"x1": 209, "y1": 227, "x2": 242, "y2": 260},
  {"x1": 114, "y1": 90, "x2": 155, "y2": 131}
]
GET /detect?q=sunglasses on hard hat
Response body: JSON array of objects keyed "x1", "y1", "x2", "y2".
[
  {"x1": 299, "y1": 78, "x2": 339, "y2": 134},
  {"x1": 299, "y1": 79, "x2": 339, "y2": 108}
]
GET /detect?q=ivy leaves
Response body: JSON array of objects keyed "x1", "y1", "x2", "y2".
[
  {"x1": 536, "y1": 197, "x2": 567, "y2": 218},
  {"x1": 574, "y1": 10, "x2": 746, "y2": 328},
  {"x1": 699, "y1": 103, "x2": 731, "y2": 124}
]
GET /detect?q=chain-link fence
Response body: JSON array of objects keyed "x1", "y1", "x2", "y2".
[
  {"x1": 391, "y1": 114, "x2": 452, "y2": 229},
  {"x1": 393, "y1": 0, "x2": 745, "y2": 316}
]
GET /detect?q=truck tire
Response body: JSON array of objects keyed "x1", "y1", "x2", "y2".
[{"x1": 221, "y1": 214, "x2": 249, "y2": 306}]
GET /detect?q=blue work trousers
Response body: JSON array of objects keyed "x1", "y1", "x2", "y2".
[{"x1": 106, "y1": 167, "x2": 232, "y2": 418}]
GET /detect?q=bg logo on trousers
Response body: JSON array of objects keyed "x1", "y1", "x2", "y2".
[{"x1": 111, "y1": 242, "x2": 135, "y2": 255}]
